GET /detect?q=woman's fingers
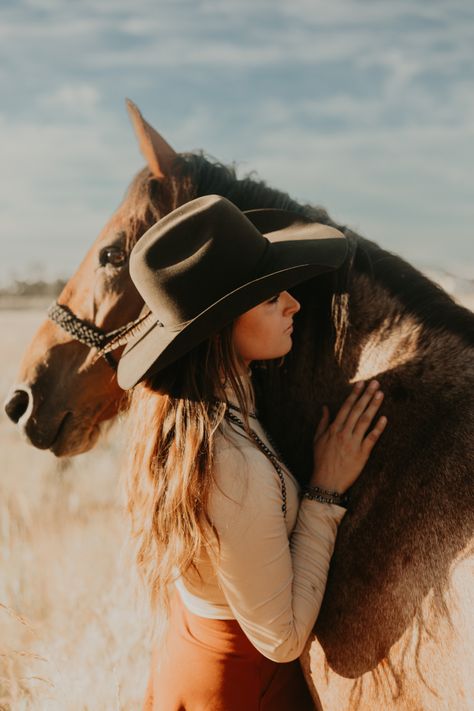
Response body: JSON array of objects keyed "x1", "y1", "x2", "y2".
[
  {"x1": 361, "y1": 415, "x2": 388, "y2": 453},
  {"x1": 343, "y1": 380, "x2": 381, "y2": 434},
  {"x1": 352, "y1": 389, "x2": 384, "y2": 440},
  {"x1": 312, "y1": 386, "x2": 388, "y2": 493},
  {"x1": 331, "y1": 381, "x2": 365, "y2": 430}
]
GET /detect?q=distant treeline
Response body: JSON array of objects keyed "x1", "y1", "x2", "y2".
[{"x1": 0, "y1": 279, "x2": 66, "y2": 298}]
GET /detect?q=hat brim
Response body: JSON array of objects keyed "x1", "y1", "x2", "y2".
[{"x1": 118, "y1": 232, "x2": 347, "y2": 389}]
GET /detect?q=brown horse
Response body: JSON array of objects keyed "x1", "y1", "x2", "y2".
[{"x1": 5, "y1": 101, "x2": 473, "y2": 710}]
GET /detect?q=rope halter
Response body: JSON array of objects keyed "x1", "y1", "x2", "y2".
[{"x1": 47, "y1": 301, "x2": 152, "y2": 371}]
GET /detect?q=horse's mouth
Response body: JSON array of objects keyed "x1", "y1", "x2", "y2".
[
  {"x1": 16, "y1": 406, "x2": 72, "y2": 454},
  {"x1": 49, "y1": 412, "x2": 102, "y2": 457},
  {"x1": 8, "y1": 377, "x2": 124, "y2": 457}
]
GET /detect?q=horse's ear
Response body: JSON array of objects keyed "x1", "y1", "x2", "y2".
[{"x1": 126, "y1": 98, "x2": 178, "y2": 179}]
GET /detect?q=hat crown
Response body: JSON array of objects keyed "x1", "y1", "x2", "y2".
[{"x1": 130, "y1": 195, "x2": 268, "y2": 326}]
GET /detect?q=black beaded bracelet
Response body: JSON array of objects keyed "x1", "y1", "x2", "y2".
[
  {"x1": 302, "y1": 486, "x2": 349, "y2": 509},
  {"x1": 306, "y1": 484, "x2": 345, "y2": 498}
]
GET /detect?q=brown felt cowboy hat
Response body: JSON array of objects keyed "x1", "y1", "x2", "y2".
[{"x1": 115, "y1": 195, "x2": 348, "y2": 389}]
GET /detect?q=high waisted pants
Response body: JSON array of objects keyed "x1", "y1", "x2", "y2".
[{"x1": 143, "y1": 591, "x2": 316, "y2": 710}]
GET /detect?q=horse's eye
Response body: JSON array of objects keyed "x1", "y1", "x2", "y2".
[{"x1": 99, "y1": 246, "x2": 127, "y2": 269}]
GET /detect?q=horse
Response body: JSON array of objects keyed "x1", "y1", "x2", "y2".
[{"x1": 5, "y1": 101, "x2": 473, "y2": 710}]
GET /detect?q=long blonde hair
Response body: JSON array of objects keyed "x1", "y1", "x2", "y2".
[{"x1": 125, "y1": 323, "x2": 253, "y2": 634}]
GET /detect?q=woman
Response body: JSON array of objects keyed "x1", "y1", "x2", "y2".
[{"x1": 114, "y1": 195, "x2": 387, "y2": 710}]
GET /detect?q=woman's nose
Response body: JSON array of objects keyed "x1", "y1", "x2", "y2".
[{"x1": 283, "y1": 291, "x2": 300, "y2": 315}]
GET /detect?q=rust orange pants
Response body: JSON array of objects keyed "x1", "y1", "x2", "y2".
[{"x1": 143, "y1": 591, "x2": 316, "y2": 710}]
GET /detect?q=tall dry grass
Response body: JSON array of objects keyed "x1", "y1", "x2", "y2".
[{"x1": 0, "y1": 309, "x2": 150, "y2": 710}]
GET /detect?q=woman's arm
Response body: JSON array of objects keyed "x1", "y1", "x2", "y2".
[
  {"x1": 209, "y1": 442, "x2": 345, "y2": 663},
  {"x1": 208, "y1": 380, "x2": 386, "y2": 662}
]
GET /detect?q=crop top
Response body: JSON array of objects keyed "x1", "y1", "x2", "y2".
[{"x1": 174, "y1": 412, "x2": 346, "y2": 663}]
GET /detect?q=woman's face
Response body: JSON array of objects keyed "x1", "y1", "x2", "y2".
[{"x1": 232, "y1": 291, "x2": 301, "y2": 366}]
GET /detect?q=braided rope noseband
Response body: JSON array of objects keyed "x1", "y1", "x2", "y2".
[{"x1": 47, "y1": 301, "x2": 152, "y2": 371}]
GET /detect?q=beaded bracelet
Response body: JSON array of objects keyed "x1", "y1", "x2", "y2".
[
  {"x1": 302, "y1": 485, "x2": 349, "y2": 509},
  {"x1": 307, "y1": 484, "x2": 345, "y2": 498}
]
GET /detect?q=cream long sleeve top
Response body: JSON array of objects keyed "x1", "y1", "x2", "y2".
[{"x1": 175, "y1": 413, "x2": 346, "y2": 663}]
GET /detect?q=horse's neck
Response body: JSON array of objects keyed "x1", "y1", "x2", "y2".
[
  {"x1": 308, "y1": 269, "x2": 473, "y2": 711},
  {"x1": 312, "y1": 259, "x2": 472, "y2": 676}
]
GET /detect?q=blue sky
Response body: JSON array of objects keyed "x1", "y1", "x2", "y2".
[{"x1": 1, "y1": 0, "x2": 473, "y2": 285}]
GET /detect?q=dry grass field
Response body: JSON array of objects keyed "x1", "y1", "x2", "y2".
[
  {"x1": 0, "y1": 309, "x2": 150, "y2": 710},
  {"x1": 1, "y1": 280, "x2": 473, "y2": 710}
]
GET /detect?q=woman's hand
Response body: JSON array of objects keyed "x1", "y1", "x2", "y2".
[{"x1": 310, "y1": 380, "x2": 387, "y2": 493}]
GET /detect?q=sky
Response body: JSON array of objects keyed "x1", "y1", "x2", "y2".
[{"x1": 1, "y1": 0, "x2": 473, "y2": 286}]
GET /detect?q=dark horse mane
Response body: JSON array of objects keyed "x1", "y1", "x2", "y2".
[
  {"x1": 125, "y1": 153, "x2": 473, "y2": 687},
  {"x1": 124, "y1": 152, "x2": 332, "y2": 247}
]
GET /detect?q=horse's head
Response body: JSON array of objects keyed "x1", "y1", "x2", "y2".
[
  {"x1": 5, "y1": 100, "x2": 336, "y2": 456},
  {"x1": 4, "y1": 101, "x2": 185, "y2": 456}
]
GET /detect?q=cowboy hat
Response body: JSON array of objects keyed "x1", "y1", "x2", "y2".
[{"x1": 116, "y1": 195, "x2": 347, "y2": 389}]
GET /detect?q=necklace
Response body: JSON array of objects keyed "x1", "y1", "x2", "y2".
[{"x1": 224, "y1": 409, "x2": 287, "y2": 517}]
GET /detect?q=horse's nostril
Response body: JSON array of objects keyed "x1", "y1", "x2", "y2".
[{"x1": 4, "y1": 389, "x2": 31, "y2": 424}]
